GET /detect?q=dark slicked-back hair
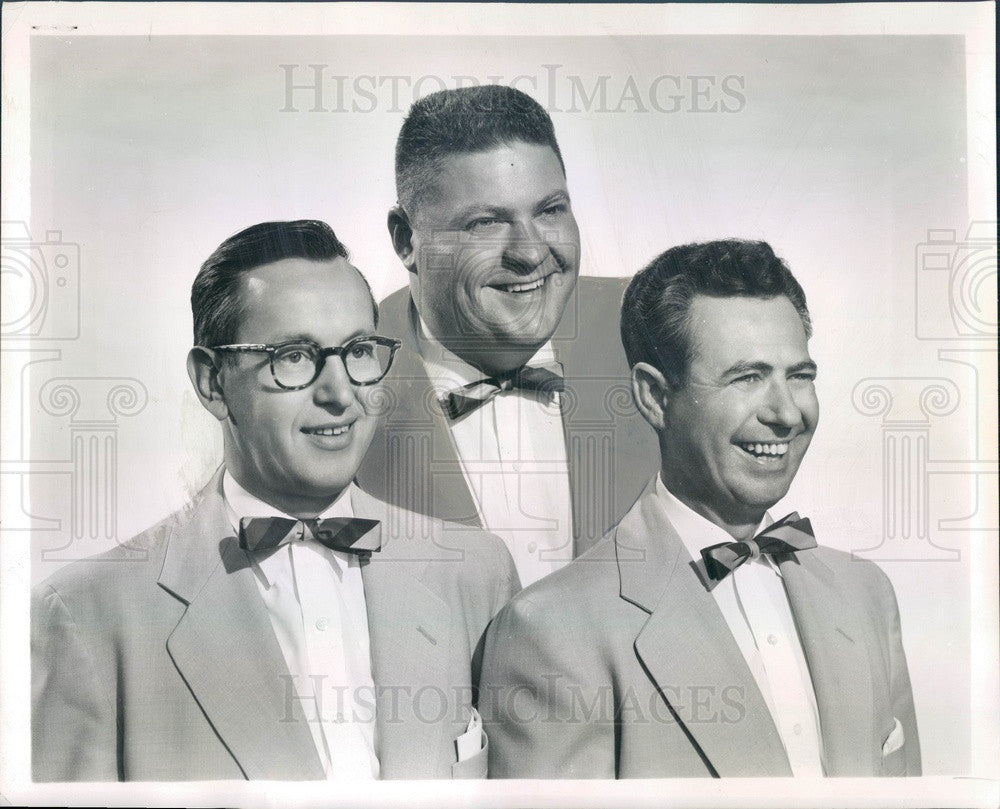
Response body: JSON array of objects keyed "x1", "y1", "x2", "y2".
[
  {"x1": 191, "y1": 219, "x2": 377, "y2": 348},
  {"x1": 621, "y1": 239, "x2": 811, "y2": 389},
  {"x1": 395, "y1": 85, "x2": 565, "y2": 216}
]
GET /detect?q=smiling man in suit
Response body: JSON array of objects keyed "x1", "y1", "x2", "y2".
[
  {"x1": 481, "y1": 239, "x2": 920, "y2": 778},
  {"x1": 356, "y1": 85, "x2": 659, "y2": 586},
  {"x1": 32, "y1": 220, "x2": 518, "y2": 781}
]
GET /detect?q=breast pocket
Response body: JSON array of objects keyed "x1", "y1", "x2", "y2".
[
  {"x1": 451, "y1": 736, "x2": 489, "y2": 779},
  {"x1": 880, "y1": 717, "x2": 907, "y2": 776},
  {"x1": 451, "y1": 707, "x2": 488, "y2": 779}
]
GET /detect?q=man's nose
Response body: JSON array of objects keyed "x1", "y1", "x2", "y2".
[
  {"x1": 312, "y1": 356, "x2": 357, "y2": 410},
  {"x1": 502, "y1": 220, "x2": 547, "y2": 272},
  {"x1": 758, "y1": 378, "x2": 803, "y2": 429}
]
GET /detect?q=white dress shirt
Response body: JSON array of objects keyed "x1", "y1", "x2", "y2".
[
  {"x1": 655, "y1": 475, "x2": 826, "y2": 776},
  {"x1": 417, "y1": 319, "x2": 574, "y2": 586},
  {"x1": 223, "y1": 472, "x2": 379, "y2": 779}
]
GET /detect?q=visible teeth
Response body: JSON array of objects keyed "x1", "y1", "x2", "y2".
[
  {"x1": 501, "y1": 277, "x2": 544, "y2": 293},
  {"x1": 310, "y1": 426, "x2": 349, "y2": 436},
  {"x1": 740, "y1": 442, "x2": 788, "y2": 457}
]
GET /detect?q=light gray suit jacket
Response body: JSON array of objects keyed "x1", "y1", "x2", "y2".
[
  {"x1": 32, "y1": 469, "x2": 519, "y2": 781},
  {"x1": 480, "y1": 478, "x2": 921, "y2": 778},
  {"x1": 357, "y1": 277, "x2": 661, "y2": 557}
]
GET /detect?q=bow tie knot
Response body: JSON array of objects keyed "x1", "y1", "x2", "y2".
[
  {"x1": 700, "y1": 512, "x2": 816, "y2": 583},
  {"x1": 239, "y1": 516, "x2": 382, "y2": 557},
  {"x1": 440, "y1": 361, "x2": 565, "y2": 420}
]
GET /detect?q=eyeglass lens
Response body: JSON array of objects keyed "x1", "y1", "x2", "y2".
[{"x1": 271, "y1": 340, "x2": 392, "y2": 387}]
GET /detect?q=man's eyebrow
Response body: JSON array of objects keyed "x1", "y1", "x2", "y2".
[
  {"x1": 789, "y1": 360, "x2": 818, "y2": 375},
  {"x1": 723, "y1": 360, "x2": 772, "y2": 377},
  {"x1": 268, "y1": 330, "x2": 373, "y2": 346},
  {"x1": 536, "y1": 190, "x2": 571, "y2": 209},
  {"x1": 445, "y1": 204, "x2": 511, "y2": 224},
  {"x1": 722, "y1": 359, "x2": 818, "y2": 377},
  {"x1": 445, "y1": 190, "x2": 571, "y2": 225},
  {"x1": 266, "y1": 333, "x2": 318, "y2": 345}
]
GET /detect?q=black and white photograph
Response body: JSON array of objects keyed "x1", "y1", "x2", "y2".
[{"x1": 0, "y1": 2, "x2": 996, "y2": 807}]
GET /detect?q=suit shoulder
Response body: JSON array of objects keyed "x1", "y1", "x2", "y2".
[
  {"x1": 577, "y1": 274, "x2": 630, "y2": 297},
  {"x1": 810, "y1": 544, "x2": 888, "y2": 580},
  {"x1": 502, "y1": 533, "x2": 618, "y2": 623},
  {"x1": 574, "y1": 275, "x2": 629, "y2": 316},
  {"x1": 33, "y1": 505, "x2": 188, "y2": 605},
  {"x1": 805, "y1": 545, "x2": 899, "y2": 608},
  {"x1": 376, "y1": 499, "x2": 513, "y2": 577},
  {"x1": 377, "y1": 286, "x2": 412, "y2": 335},
  {"x1": 433, "y1": 516, "x2": 515, "y2": 578}
]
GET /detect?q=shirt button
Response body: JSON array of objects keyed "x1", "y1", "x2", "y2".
[
  {"x1": 767, "y1": 634, "x2": 778, "y2": 646},
  {"x1": 316, "y1": 617, "x2": 330, "y2": 631},
  {"x1": 793, "y1": 724, "x2": 802, "y2": 735},
  {"x1": 527, "y1": 541, "x2": 537, "y2": 554}
]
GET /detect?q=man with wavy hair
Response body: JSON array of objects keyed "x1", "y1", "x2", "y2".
[{"x1": 481, "y1": 239, "x2": 920, "y2": 778}]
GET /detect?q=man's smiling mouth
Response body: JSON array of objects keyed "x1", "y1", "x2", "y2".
[
  {"x1": 498, "y1": 276, "x2": 546, "y2": 294},
  {"x1": 303, "y1": 424, "x2": 351, "y2": 437},
  {"x1": 488, "y1": 271, "x2": 558, "y2": 295},
  {"x1": 738, "y1": 441, "x2": 789, "y2": 458}
]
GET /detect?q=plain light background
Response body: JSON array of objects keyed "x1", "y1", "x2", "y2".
[{"x1": 2, "y1": 7, "x2": 995, "y2": 794}]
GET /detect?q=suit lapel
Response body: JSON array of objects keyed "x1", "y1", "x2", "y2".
[
  {"x1": 556, "y1": 278, "x2": 655, "y2": 555},
  {"x1": 158, "y1": 471, "x2": 324, "y2": 780},
  {"x1": 372, "y1": 293, "x2": 481, "y2": 526},
  {"x1": 353, "y1": 488, "x2": 454, "y2": 779},
  {"x1": 620, "y1": 482, "x2": 792, "y2": 776},
  {"x1": 779, "y1": 552, "x2": 876, "y2": 775},
  {"x1": 556, "y1": 281, "x2": 603, "y2": 556}
]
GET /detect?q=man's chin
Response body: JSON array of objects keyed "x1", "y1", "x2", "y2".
[
  {"x1": 475, "y1": 293, "x2": 562, "y2": 335},
  {"x1": 294, "y1": 477, "x2": 354, "y2": 503},
  {"x1": 735, "y1": 485, "x2": 795, "y2": 518}
]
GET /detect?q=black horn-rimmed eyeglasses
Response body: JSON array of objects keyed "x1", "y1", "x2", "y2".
[{"x1": 207, "y1": 335, "x2": 401, "y2": 390}]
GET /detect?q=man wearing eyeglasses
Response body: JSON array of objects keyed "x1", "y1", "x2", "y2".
[{"x1": 31, "y1": 220, "x2": 519, "y2": 781}]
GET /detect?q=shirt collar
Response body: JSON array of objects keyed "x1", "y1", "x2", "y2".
[
  {"x1": 222, "y1": 470, "x2": 358, "y2": 587},
  {"x1": 654, "y1": 473, "x2": 776, "y2": 574},
  {"x1": 414, "y1": 310, "x2": 558, "y2": 399},
  {"x1": 223, "y1": 470, "x2": 355, "y2": 531}
]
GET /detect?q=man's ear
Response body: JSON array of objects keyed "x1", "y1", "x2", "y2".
[
  {"x1": 187, "y1": 347, "x2": 229, "y2": 422},
  {"x1": 387, "y1": 205, "x2": 417, "y2": 273},
  {"x1": 631, "y1": 361, "x2": 670, "y2": 431}
]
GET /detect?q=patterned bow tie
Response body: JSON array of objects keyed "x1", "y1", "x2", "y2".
[
  {"x1": 700, "y1": 512, "x2": 816, "y2": 583},
  {"x1": 239, "y1": 516, "x2": 382, "y2": 557},
  {"x1": 440, "y1": 361, "x2": 565, "y2": 420}
]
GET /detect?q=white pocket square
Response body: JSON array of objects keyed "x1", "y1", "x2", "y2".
[
  {"x1": 882, "y1": 717, "x2": 905, "y2": 756},
  {"x1": 456, "y1": 707, "x2": 485, "y2": 763}
]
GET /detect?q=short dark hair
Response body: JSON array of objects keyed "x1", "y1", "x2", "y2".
[
  {"x1": 620, "y1": 239, "x2": 811, "y2": 388},
  {"x1": 395, "y1": 85, "x2": 565, "y2": 216},
  {"x1": 191, "y1": 220, "x2": 377, "y2": 347}
]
